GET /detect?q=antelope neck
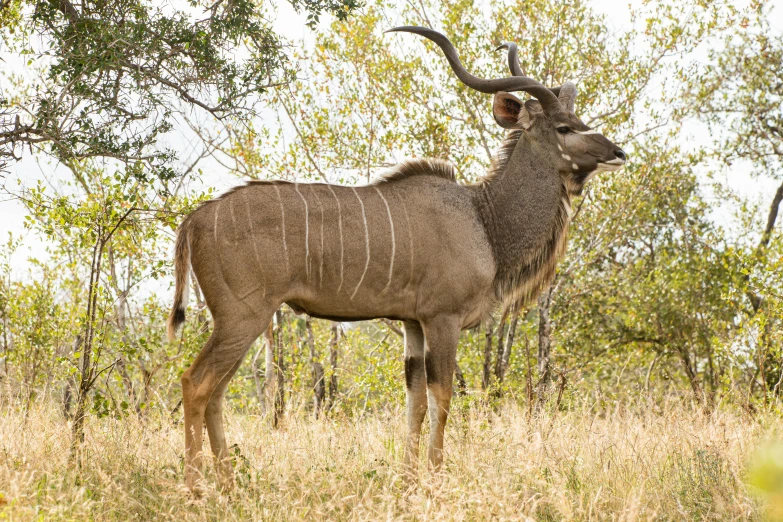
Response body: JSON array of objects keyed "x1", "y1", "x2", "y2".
[{"x1": 472, "y1": 134, "x2": 571, "y2": 302}]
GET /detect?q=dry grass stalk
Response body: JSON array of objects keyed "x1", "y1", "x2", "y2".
[{"x1": 0, "y1": 400, "x2": 773, "y2": 520}]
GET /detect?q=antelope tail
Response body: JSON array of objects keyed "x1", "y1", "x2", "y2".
[{"x1": 167, "y1": 223, "x2": 191, "y2": 342}]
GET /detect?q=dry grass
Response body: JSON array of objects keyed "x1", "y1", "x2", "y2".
[{"x1": 0, "y1": 400, "x2": 777, "y2": 521}]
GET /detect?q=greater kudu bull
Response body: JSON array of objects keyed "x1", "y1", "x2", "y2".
[{"x1": 168, "y1": 26, "x2": 626, "y2": 491}]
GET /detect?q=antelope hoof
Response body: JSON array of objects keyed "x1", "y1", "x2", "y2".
[
  {"x1": 186, "y1": 476, "x2": 207, "y2": 498},
  {"x1": 428, "y1": 450, "x2": 444, "y2": 473}
]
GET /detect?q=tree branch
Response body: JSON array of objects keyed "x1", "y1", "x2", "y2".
[{"x1": 760, "y1": 179, "x2": 783, "y2": 251}]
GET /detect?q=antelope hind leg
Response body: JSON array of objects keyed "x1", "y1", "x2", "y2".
[
  {"x1": 403, "y1": 320, "x2": 427, "y2": 474},
  {"x1": 182, "y1": 334, "x2": 219, "y2": 494},
  {"x1": 204, "y1": 354, "x2": 246, "y2": 491},
  {"x1": 422, "y1": 317, "x2": 460, "y2": 472},
  {"x1": 182, "y1": 315, "x2": 268, "y2": 493}
]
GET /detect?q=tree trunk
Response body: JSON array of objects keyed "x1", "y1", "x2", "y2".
[
  {"x1": 760, "y1": 179, "x2": 783, "y2": 251},
  {"x1": 536, "y1": 286, "x2": 554, "y2": 407},
  {"x1": 62, "y1": 335, "x2": 82, "y2": 419},
  {"x1": 67, "y1": 210, "x2": 133, "y2": 456},
  {"x1": 482, "y1": 320, "x2": 494, "y2": 390},
  {"x1": 250, "y1": 339, "x2": 266, "y2": 411},
  {"x1": 327, "y1": 322, "x2": 339, "y2": 412},
  {"x1": 499, "y1": 307, "x2": 520, "y2": 383},
  {"x1": 71, "y1": 234, "x2": 105, "y2": 457},
  {"x1": 263, "y1": 316, "x2": 285, "y2": 426},
  {"x1": 759, "y1": 320, "x2": 773, "y2": 404},
  {"x1": 494, "y1": 308, "x2": 509, "y2": 381},
  {"x1": 454, "y1": 363, "x2": 467, "y2": 396},
  {"x1": 273, "y1": 309, "x2": 285, "y2": 426},
  {"x1": 747, "y1": 179, "x2": 783, "y2": 312},
  {"x1": 677, "y1": 346, "x2": 704, "y2": 404},
  {"x1": 524, "y1": 334, "x2": 534, "y2": 417},
  {"x1": 306, "y1": 318, "x2": 325, "y2": 418},
  {"x1": 263, "y1": 322, "x2": 275, "y2": 410}
]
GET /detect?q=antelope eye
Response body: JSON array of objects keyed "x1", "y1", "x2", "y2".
[{"x1": 556, "y1": 126, "x2": 571, "y2": 135}]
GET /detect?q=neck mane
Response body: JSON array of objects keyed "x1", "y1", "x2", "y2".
[{"x1": 472, "y1": 131, "x2": 572, "y2": 307}]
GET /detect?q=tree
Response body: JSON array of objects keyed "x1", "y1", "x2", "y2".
[
  {"x1": 685, "y1": 3, "x2": 783, "y2": 250},
  {"x1": 683, "y1": 0, "x2": 783, "y2": 399},
  {"x1": 0, "y1": 0, "x2": 359, "y2": 181},
  {"x1": 552, "y1": 136, "x2": 751, "y2": 406}
]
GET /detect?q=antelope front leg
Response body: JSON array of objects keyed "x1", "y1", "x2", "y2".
[
  {"x1": 421, "y1": 316, "x2": 460, "y2": 472},
  {"x1": 403, "y1": 320, "x2": 427, "y2": 473}
]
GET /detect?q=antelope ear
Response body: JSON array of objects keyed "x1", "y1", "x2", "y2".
[{"x1": 492, "y1": 91, "x2": 524, "y2": 129}]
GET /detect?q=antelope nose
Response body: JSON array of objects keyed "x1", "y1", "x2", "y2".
[{"x1": 614, "y1": 149, "x2": 627, "y2": 162}]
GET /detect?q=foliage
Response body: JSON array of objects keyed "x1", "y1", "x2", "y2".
[
  {"x1": 683, "y1": 3, "x2": 783, "y2": 179},
  {"x1": 0, "y1": 237, "x2": 80, "y2": 409},
  {"x1": 0, "y1": 0, "x2": 360, "y2": 182},
  {"x1": 678, "y1": 0, "x2": 783, "y2": 402},
  {"x1": 553, "y1": 137, "x2": 745, "y2": 402}
]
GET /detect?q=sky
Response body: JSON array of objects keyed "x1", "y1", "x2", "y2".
[{"x1": 1, "y1": 0, "x2": 781, "y2": 275}]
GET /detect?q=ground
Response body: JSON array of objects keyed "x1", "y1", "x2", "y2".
[{"x1": 0, "y1": 401, "x2": 778, "y2": 520}]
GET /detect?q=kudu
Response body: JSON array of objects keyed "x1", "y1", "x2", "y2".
[{"x1": 168, "y1": 26, "x2": 626, "y2": 491}]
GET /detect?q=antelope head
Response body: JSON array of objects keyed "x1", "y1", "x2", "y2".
[
  {"x1": 496, "y1": 42, "x2": 626, "y2": 194},
  {"x1": 387, "y1": 28, "x2": 627, "y2": 195}
]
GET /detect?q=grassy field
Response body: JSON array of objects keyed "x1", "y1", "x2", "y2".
[{"x1": 0, "y1": 400, "x2": 779, "y2": 520}]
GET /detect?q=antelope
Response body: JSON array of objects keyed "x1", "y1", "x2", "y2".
[{"x1": 168, "y1": 26, "x2": 626, "y2": 491}]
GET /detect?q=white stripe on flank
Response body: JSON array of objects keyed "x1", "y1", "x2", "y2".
[
  {"x1": 350, "y1": 187, "x2": 370, "y2": 300},
  {"x1": 228, "y1": 197, "x2": 238, "y2": 244},
  {"x1": 294, "y1": 182, "x2": 310, "y2": 280},
  {"x1": 326, "y1": 184, "x2": 345, "y2": 293},
  {"x1": 373, "y1": 186, "x2": 395, "y2": 293},
  {"x1": 575, "y1": 129, "x2": 600, "y2": 135},
  {"x1": 243, "y1": 191, "x2": 266, "y2": 297},
  {"x1": 213, "y1": 201, "x2": 221, "y2": 244},
  {"x1": 273, "y1": 184, "x2": 289, "y2": 272},
  {"x1": 310, "y1": 185, "x2": 325, "y2": 287}
]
